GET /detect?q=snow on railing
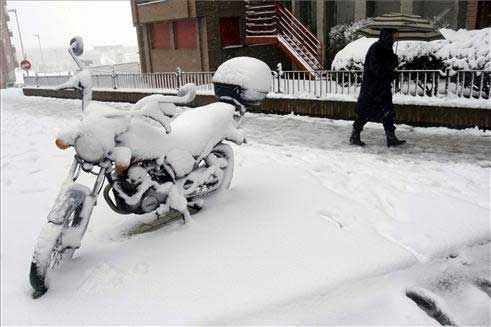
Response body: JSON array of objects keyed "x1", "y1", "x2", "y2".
[{"x1": 23, "y1": 68, "x2": 490, "y2": 100}]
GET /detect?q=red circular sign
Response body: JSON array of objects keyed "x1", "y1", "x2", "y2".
[{"x1": 20, "y1": 60, "x2": 31, "y2": 70}]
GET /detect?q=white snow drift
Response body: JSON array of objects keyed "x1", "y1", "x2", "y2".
[{"x1": 1, "y1": 89, "x2": 489, "y2": 325}]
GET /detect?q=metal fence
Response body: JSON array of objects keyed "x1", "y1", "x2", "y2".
[
  {"x1": 274, "y1": 69, "x2": 490, "y2": 99},
  {"x1": 24, "y1": 68, "x2": 490, "y2": 100}
]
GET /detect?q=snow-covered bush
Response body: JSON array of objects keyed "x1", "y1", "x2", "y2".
[
  {"x1": 328, "y1": 19, "x2": 372, "y2": 51},
  {"x1": 332, "y1": 28, "x2": 490, "y2": 71},
  {"x1": 327, "y1": 19, "x2": 372, "y2": 65},
  {"x1": 331, "y1": 28, "x2": 490, "y2": 97},
  {"x1": 430, "y1": 16, "x2": 450, "y2": 30}
]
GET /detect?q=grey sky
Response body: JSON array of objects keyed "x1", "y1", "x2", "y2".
[{"x1": 6, "y1": 0, "x2": 137, "y2": 52}]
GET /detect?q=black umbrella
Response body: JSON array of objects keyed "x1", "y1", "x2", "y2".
[{"x1": 357, "y1": 13, "x2": 445, "y2": 43}]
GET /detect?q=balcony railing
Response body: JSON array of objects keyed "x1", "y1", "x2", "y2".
[{"x1": 24, "y1": 68, "x2": 490, "y2": 100}]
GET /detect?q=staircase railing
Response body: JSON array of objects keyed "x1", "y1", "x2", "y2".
[{"x1": 275, "y1": 2, "x2": 322, "y2": 68}]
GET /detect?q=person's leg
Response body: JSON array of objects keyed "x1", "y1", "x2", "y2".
[
  {"x1": 350, "y1": 115, "x2": 368, "y2": 146},
  {"x1": 382, "y1": 108, "x2": 396, "y2": 132},
  {"x1": 382, "y1": 107, "x2": 406, "y2": 147}
]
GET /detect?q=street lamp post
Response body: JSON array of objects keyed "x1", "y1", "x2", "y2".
[
  {"x1": 7, "y1": 9, "x2": 26, "y2": 60},
  {"x1": 33, "y1": 33, "x2": 46, "y2": 73}
]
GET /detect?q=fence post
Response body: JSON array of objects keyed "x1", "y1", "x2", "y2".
[
  {"x1": 111, "y1": 67, "x2": 117, "y2": 89},
  {"x1": 35, "y1": 72, "x2": 39, "y2": 87},
  {"x1": 276, "y1": 63, "x2": 283, "y2": 94},
  {"x1": 176, "y1": 67, "x2": 182, "y2": 89},
  {"x1": 444, "y1": 68, "x2": 450, "y2": 96}
]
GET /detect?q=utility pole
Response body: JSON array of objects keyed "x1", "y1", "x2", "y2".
[{"x1": 33, "y1": 33, "x2": 45, "y2": 72}]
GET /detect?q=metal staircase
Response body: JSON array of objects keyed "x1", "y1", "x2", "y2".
[{"x1": 245, "y1": 1, "x2": 323, "y2": 72}]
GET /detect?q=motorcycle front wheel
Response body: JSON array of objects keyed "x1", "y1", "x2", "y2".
[{"x1": 29, "y1": 185, "x2": 90, "y2": 299}]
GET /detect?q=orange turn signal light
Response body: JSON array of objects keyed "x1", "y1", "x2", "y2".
[
  {"x1": 55, "y1": 138, "x2": 70, "y2": 150},
  {"x1": 115, "y1": 163, "x2": 129, "y2": 172}
]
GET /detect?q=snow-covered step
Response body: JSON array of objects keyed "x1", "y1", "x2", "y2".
[
  {"x1": 245, "y1": 4, "x2": 275, "y2": 10},
  {"x1": 246, "y1": 16, "x2": 276, "y2": 22},
  {"x1": 246, "y1": 22, "x2": 276, "y2": 28},
  {"x1": 246, "y1": 10, "x2": 275, "y2": 16},
  {"x1": 245, "y1": 0, "x2": 323, "y2": 71},
  {"x1": 246, "y1": 29, "x2": 277, "y2": 35}
]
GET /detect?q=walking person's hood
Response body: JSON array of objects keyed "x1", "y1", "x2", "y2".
[{"x1": 378, "y1": 28, "x2": 397, "y2": 50}]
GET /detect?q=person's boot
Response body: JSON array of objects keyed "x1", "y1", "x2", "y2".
[
  {"x1": 349, "y1": 128, "x2": 366, "y2": 146},
  {"x1": 385, "y1": 130, "x2": 406, "y2": 147}
]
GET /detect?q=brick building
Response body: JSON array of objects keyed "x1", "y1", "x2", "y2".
[
  {"x1": 1, "y1": 0, "x2": 18, "y2": 88},
  {"x1": 131, "y1": 0, "x2": 490, "y2": 73},
  {"x1": 131, "y1": 0, "x2": 292, "y2": 72}
]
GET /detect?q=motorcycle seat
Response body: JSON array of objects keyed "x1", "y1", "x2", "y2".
[{"x1": 118, "y1": 102, "x2": 241, "y2": 173}]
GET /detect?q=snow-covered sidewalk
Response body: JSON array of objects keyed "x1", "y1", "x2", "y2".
[{"x1": 1, "y1": 89, "x2": 489, "y2": 325}]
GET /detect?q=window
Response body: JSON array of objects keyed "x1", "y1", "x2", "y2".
[
  {"x1": 220, "y1": 17, "x2": 241, "y2": 47},
  {"x1": 150, "y1": 21, "x2": 171, "y2": 49},
  {"x1": 174, "y1": 19, "x2": 197, "y2": 49}
]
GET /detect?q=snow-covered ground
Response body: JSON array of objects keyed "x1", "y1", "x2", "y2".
[{"x1": 1, "y1": 89, "x2": 490, "y2": 325}]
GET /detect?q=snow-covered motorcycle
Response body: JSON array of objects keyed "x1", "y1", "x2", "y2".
[{"x1": 29, "y1": 37, "x2": 272, "y2": 298}]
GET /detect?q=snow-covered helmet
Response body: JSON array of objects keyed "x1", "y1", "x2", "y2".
[{"x1": 212, "y1": 57, "x2": 272, "y2": 106}]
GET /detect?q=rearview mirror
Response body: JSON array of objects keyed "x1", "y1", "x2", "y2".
[{"x1": 69, "y1": 36, "x2": 84, "y2": 56}]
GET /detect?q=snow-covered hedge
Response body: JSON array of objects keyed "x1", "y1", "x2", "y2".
[
  {"x1": 331, "y1": 28, "x2": 491, "y2": 72},
  {"x1": 327, "y1": 19, "x2": 372, "y2": 64}
]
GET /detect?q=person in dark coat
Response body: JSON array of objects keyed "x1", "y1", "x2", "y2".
[{"x1": 350, "y1": 28, "x2": 406, "y2": 147}]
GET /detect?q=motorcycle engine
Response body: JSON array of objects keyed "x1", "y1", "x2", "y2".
[
  {"x1": 140, "y1": 189, "x2": 167, "y2": 213},
  {"x1": 109, "y1": 163, "x2": 170, "y2": 215}
]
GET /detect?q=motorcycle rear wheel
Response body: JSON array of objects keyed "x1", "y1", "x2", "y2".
[
  {"x1": 209, "y1": 143, "x2": 235, "y2": 192},
  {"x1": 187, "y1": 143, "x2": 234, "y2": 201}
]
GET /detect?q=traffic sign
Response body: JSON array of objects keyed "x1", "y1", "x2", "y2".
[{"x1": 20, "y1": 59, "x2": 31, "y2": 71}]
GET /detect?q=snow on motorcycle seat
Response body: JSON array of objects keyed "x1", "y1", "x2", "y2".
[{"x1": 118, "y1": 102, "x2": 245, "y2": 169}]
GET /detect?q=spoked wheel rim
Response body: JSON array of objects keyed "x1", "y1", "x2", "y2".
[
  {"x1": 48, "y1": 206, "x2": 82, "y2": 269},
  {"x1": 186, "y1": 144, "x2": 233, "y2": 200},
  {"x1": 30, "y1": 204, "x2": 83, "y2": 299}
]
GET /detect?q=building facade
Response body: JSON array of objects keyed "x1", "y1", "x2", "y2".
[
  {"x1": 1, "y1": 0, "x2": 18, "y2": 88},
  {"x1": 294, "y1": 0, "x2": 488, "y2": 37},
  {"x1": 131, "y1": 0, "x2": 490, "y2": 73},
  {"x1": 131, "y1": 0, "x2": 293, "y2": 72}
]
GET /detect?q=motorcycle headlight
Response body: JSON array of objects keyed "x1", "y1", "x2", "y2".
[{"x1": 74, "y1": 135, "x2": 106, "y2": 163}]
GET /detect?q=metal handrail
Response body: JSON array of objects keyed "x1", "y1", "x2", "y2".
[
  {"x1": 277, "y1": 19, "x2": 319, "y2": 60},
  {"x1": 275, "y1": 2, "x2": 322, "y2": 67},
  {"x1": 276, "y1": 3, "x2": 320, "y2": 51}
]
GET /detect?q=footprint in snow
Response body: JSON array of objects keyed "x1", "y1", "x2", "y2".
[
  {"x1": 77, "y1": 262, "x2": 150, "y2": 295},
  {"x1": 77, "y1": 263, "x2": 125, "y2": 295},
  {"x1": 318, "y1": 209, "x2": 351, "y2": 229}
]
